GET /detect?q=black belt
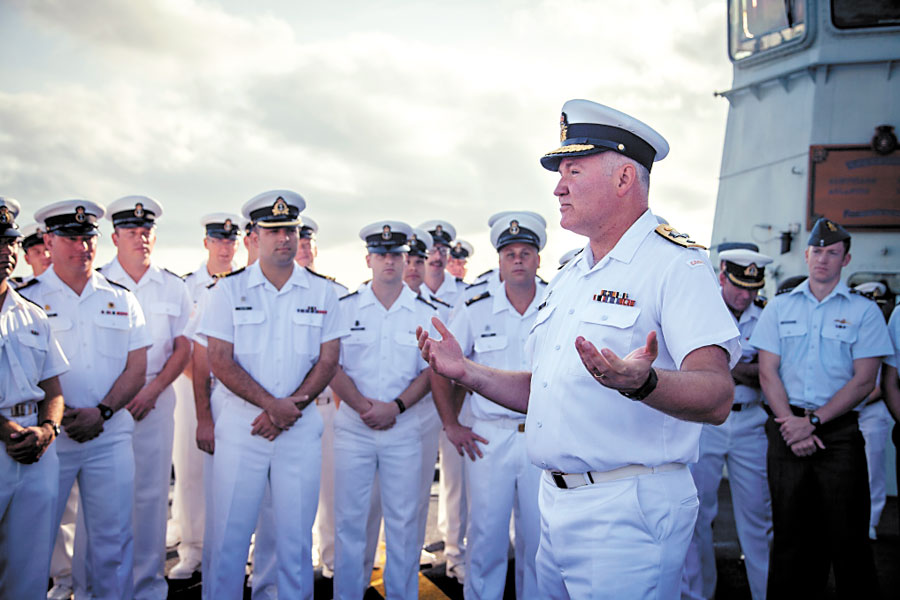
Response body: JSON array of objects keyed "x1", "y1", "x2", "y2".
[
  {"x1": 731, "y1": 402, "x2": 761, "y2": 412},
  {"x1": 764, "y1": 404, "x2": 858, "y2": 432}
]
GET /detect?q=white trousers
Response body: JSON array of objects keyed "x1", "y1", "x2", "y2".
[
  {"x1": 438, "y1": 426, "x2": 466, "y2": 569},
  {"x1": 50, "y1": 481, "x2": 79, "y2": 581},
  {"x1": 251, "y1": 394, "x2": 338, "y2": 600},
  {"x1": 334, "y1": 409, "x2": 422, "y2": 600},
  {"x1": 132, "y1": 385, "x2": 176, "y2": 600},
  {"x1": 0, "y1": 413, "x2": 59, "y2": 599},
  {"x1": 206, "y1": 392, "x2": 322, "y2": 600},
  {"x1": 682, "y1": 404, "x2": 772, "y2": 600},
  {"x1": 859, "y1": 400, "x2": 892, "y2": 531},
  {"x1": 536, "y1": 466, "x2": 697, "y2": 600},
  {"x1": 171, "y1": 373, "x2": 206, "y2": 563},
  {"x1": 57, "y1": 410, "x2": 135, "y2": 600},
  {"x1": 463, "y1": 419, "x2": 540, "y2": 600},
  {"x1": 201, "y1": 390, "x2": 224, "y2": 600}
]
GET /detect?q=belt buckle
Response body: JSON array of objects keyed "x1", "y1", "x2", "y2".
[
  {"x1": 551, "y1": 471, "x2": 568, "y2": 489},
  {"x1": 11, "y1": 403, "x2": 29, "y2": 417},
  {"x1": 517, "y1": 423, "x2": 525, "y2": 433}
]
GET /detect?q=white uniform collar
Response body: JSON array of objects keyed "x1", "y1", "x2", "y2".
[
  {"x1": 103, "y1": 256, "x2": 163, "y2": 287},
  {"x1": 576, "y1": 209, "x2": 657, "y2": 272},
  {"x1": 358, "y1": 281, "x2": 417, "y2": 312},
  {"x1": 40, "y1": 265, "x2": 116, "y2": 298},
  {"x1": 492, "y1": 281, "x2": 541, "y2": 316},
  {"x1": 246, "y1": 261, "x2": 309, "y2": 291}
]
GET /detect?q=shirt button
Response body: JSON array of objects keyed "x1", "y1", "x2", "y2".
[
  {"x1": 568, "y1": 309, "x2": 575, "y2": 315},
  {"x1": 542, "y1": 382, "x2": 548, "y2": 388},
  {"x1": 601, "y1": 315, "x2": 608, "y2": 321},
  {"x1": 554, "y1": 345, "x2": 560, "y2": 350},
  {"x1": 537, "y1": 422, "x2": 542, "y2": 428}
]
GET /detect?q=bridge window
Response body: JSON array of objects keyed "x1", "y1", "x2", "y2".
[
  {"x1": 832, "y1": 0, "x2": 900, "y2": 29},
  {"x1": 729, "y1": 0, "x2": 807, "y2": 60}
]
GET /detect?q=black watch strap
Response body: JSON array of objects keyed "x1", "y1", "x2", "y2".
[
  {"x1": 41, "y1": 419, "x2": 60, "y2": 437},
  {"x1": 620, "y1": 368, "x2": 658, "y2": 401},
  {"x1": 808, "y1": 413, "x2": 821, "y2": 428},
  {"x1": 97, "y1": 403, "x2": 114, "y2": 421},
  {"x1": 394, "y1": 397, "x2": 407, "y2": 414}
]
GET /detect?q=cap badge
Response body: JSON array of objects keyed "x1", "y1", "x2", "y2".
[
  {"x1": 272, "y1": 197, "x2": 289, "y2": 216},
  {"x1": 75, "y1": 206, "x2": 87, "y2": 223},
  {"x1": 454, "y1": 242, "x2": 462, "y2": 252},
  {"x1": 744, "y1": 264, "x2": 759, "y2": 277},
  {"x1": 435, "y1": 224, "x2": 443, "y2": 235},
  {"x1": 382, "y1": 225, "x2": 392, "y2": 240},
  {"x1": 134, "y1": 203, "x2": 144, "y2": 218},
  {"x1": 509, "y1": 220, "x2": 520, "y2": 235},
  {"x1": 224, "y1": 219, "x2": 233, "y2": 232},
  {"x1": 826, "y1": 220, "x2": 837, "y2": 232},
  {"x1": 409, "y1": 234, "x2": 417, "y2": 244},
  {"x1": 560, "y1": 112, "x2": 568, "y2": 142},
  {"x1": 0, "y1": 206, "x2": 9, "y2": 224}
]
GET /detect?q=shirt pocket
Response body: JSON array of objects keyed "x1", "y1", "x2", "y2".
[
  {"x1": 93, "y1": 314, "x2": 131, "y2": 358},
  {"x1": 341, "y1": 329, "x2": 374, "y2": 366},
  {"x1": 394, "y1": 329, "x2": 423, "y2": 380},
  {"x1": 473, "y1": 334, "x2": 508, "y2": 354},
  {"x1": 575, "y1": 304, "x2": 641, "y2": 369},
  {"x1": 15, "y1": 329, "x2": 49, "y2": 376},
  {"x1": 233, "y1": 309, "x2": 265, "y2": 355},
  {"x1": 149, "y1": 301, "x2": 182, "y2": 342}
]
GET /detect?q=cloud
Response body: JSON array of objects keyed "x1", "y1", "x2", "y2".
[{"x1": 3, "y1": 0, "x2": 732, "y2": 285}]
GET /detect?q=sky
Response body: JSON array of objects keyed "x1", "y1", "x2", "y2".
[{"x1": 1, "y1": 0, "x2": 734, "y2": 288}]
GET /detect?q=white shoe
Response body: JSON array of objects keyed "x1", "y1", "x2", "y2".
[
  {"x1": 168, "y1": 557, "x2": 201, "y2": 580},
  {"x1": 166, "y1": 521, "x2": 181, "y2": 548},
  {"x1": 419, "y1": 548, "x2": 436, "y2": 566},
  {"x1": 47, "y1": 582, "x2": 74, "y2": 600},
  {"x1": 447, "y1": 563, "x2": 466, "y2": 584}
]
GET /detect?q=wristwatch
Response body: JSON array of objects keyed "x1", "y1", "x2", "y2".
[
  {"x1": 41, "y1": 419, "x2": 60, "y2": 437},
  {"x1": 620, "y1": 368, "x2": 658, "y2": 401},
  {"x1": 97, "y1": 403, "x2": 114, "y2": 421},
  {"x1": 808, "y1": 412, "x2": 821, "y2": 429}
]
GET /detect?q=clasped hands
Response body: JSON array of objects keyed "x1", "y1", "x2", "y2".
[
  {"x1": 776, "y1": 414, "x2": 825, "y2": 457},
  {"x1": 251, "y1": 394, "x2": 308, "y2": 441}
]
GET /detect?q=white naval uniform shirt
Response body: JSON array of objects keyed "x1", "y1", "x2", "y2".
[
  {"x1": 525, "y1": 210, "x2": 741, "y2": 474},
  {"x1": 0, "y1": 287, "x2": 69, "y2": 408},
  {"x1": 18, "y1": 268, "x2": 151, "y2": 408},
  {"x1": 198, "y1": 262, "x2": 345, "y2": 399},
  {"x1": 749, "y1": 279, "x2": 893, "y2": 411},
  {"x1": 337, "y1": 283, "x2": 436, "y2": 423},
  {"x1": 421, "y1": 274, "x2": 467, "y2": 320},
  {"x1": 887, "y1": 305, "x2": 900, "y2": 370},
  {"x1": 99, "y1": 258, "x2": 191, "y2": 378},
  {"x1": 448, "y1": 280, "x2": 545, "y2": 422},
  {"x1": 733, "y1": 298, "x2": 764, "y2": 405}
]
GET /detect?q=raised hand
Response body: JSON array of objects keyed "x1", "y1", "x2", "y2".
[
  {"x1": 417, "y1": 317, "x2": 467, "y2": 382},
  {"x1": 575, "y1": 331, "x2": 658, "y2": 391}
]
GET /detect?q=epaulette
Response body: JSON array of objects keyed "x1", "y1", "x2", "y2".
[
  {"x1": 100, "y1": 274, "x2": 130, "y2": 291},
  {"x1": 222, "y1": 266, "x2": 246, "y2": 279},
  {"x1": 206, "y1": 280, "x2": 218, "y2": 289},
  {"x1": 162, "y1": 267, "x2": 182, "y2": 279},
  {"x1": 655, "y1": 225, "x2": 706, "y2": 249},
  {"x1": 16, "y1": 290, "x2": 44, "y2": 310},
  {"x1": 753, "y1": 296, "x2": 767, "y2": 309},
  {"x1": 537, "y1": 275, "x2": 548, "y2": 284},
  {"x1": 477, "y1": 269, "x2": 494, "y2": 278},
  {"x1": 455, "y1": 276, "x2": 464, "y2": 283},
  {"x1": 339, "y1": 290, "x2": 359, "y2": 301},
  {"x1": 465, "y1": 280, "x2": 488, "y2": 290},
  {"x1": 10, "y1": 275, "x2": 24, "y2": 286},
  {"x1": 429, "y1": 294, "x2": 451, "y2": 308},
  {"x1": 416, "y1": 294, "x2": 437, "y2": 310},
  {"x1": 466, "y1": 291, "x2": 491, "y2": 306},
  {"x1": 181, "y1": 271, "x2": 194, "y2": 280},
  {"x1": 305, "y1": 267, "x2": 336, "y2": 282},
  {"x1": 15, "y1": 278, "x2": 39, "y2": 292}
]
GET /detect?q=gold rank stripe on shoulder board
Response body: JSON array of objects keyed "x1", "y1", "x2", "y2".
[{"x1": 654, "y1": 224, "x2": 706, "y2": 249}]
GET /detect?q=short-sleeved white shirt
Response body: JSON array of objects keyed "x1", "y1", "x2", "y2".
[
  {"x1": 449, "y1": 280, "x2": 545, "y2": 422},
  {"x1": 198, "y1": 262, "x2": 345, "y2": 399},
  {"x1": 732, "y1": 298, "x2": 764, "y2": 405},
  {"x1": 749, "y1": 279, "x2": 893, "y2": 410},
  {"x1": 421, "y1": 274, "x2": 467, "y2": 320},
  {"x1": 887, "y1": 305, "x2": 900, "y2": 370},
  {"x1": 99, "y1": 258, "x2": 191, "y2": 378},
  {"x1": 0, "y1": 287, "x2": 69, "y2": 408},
  {"x1": 19, "y1": 268, "x2": 151, "y2": 408},
  {"x1": 337, "y1": 283, "x2": 436, "y2": 423},
  {"x1": 525, "y1": 210, "x2": 741, "y2": 473}
]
